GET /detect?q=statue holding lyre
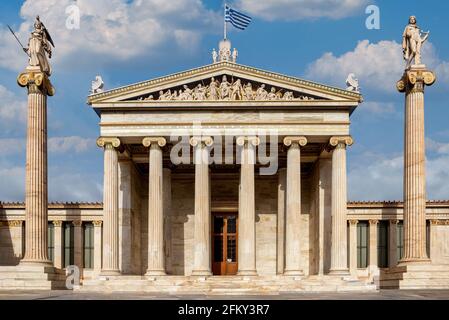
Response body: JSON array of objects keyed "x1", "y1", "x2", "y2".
[{"x1": 402, "y1": 16, "x2": 429, "y2": 68}]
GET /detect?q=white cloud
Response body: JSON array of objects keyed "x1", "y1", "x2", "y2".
[
  {"x1": 48, "y1": 136, "x2": 96, "y2": 153},
  {"x1": 362, "y1": 101, "x2": 397, "y2": 115},
  {"x1": 0, "y1": 0, "x2": 220, "y2": 71},
  {"x1": 349, "y1": 144, "x2": 449, "y2": 201},
  {"x1": 0, "y1": 166, "x2": 25, "y2": 201},
  {"x1": 0, "y1": 138, "x2": 25, "y2": 156},
  {"x1": 0, "y1": 85, "x2": 27, "y2": 130},
  {"x1": 426, "y1": 138, "x2": 449, "y2": 155},
  {"x1": 235, "y1": 0, "x2": 368, "y2": 21},
  {"x1": 305, "y1": 40, "x2": 449, "y2": 93}
]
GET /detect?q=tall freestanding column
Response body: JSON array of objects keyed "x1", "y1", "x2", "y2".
[
  {"x1": 283, "y1": 137, "x2": 307, "y2": 276},
  {"x1": 18, "y1": 67, "x2": 55, "y2": 265},
  {"x1": 97, "y1": 137, "x2": 121, "y2": 275},
  {"x1": 329, "y1": 136, "x2": 353, "y2": 275},
  {"x1": 143, "y1": 137, "x2": 167, "y2": 276},
  {"x1": 397, "y1": 66, "x2": 435, "y2": 264},
  {"x1": 236, "y1": 136, "x2": 259, "y2": 276},
  {"x1": 190, "y1": 136, "x2": 213, "y2": 276}
]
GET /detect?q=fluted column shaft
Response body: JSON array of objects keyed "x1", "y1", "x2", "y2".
[
  {"x1": 22, "y1": 90, "x2": 49, "y2": 264},
  {"x1": 349, "y1": 220, "x2": 358, "y2": 275},
  {"x1": 329, "y1": 136, "x2": 353, "y2": 275},
  {"x1": 276, "y1": 168, "x2": 286, "y2": 275},
  {"x1": 369, "y1": 220, "x2": 379, "y2": 269},
  {"x1": 97, "y1": 137, "x2": 121, "y2": 275},
  {"x1": 283, "y1": 137, "x2": 307, "y2": 276},
  {"x1": 397, "y1": 66, "x2": 435, "y2": 264},
  {"x1": 53, "y1": 221, "x2": 63, "y2": 269},
  {"x1": 237, "y1": 136, "x2": 259, "y2": 276},
  {"x1": 143, "y1": 137, "x2": 167, "y2": 276},
  {"x1": 93, "y1": 221, "x2": 103, "y2": 271},
  {"x1": 190, "y1": 136, "x2": 213, "y2": 276}
]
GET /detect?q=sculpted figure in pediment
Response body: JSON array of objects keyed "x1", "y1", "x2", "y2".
[
  {"x1": 255, "y1": 84, "x2": 268, "y2": 100},
  {"x1": 283, "y1": 91, "x2": 294, "y2": 100},
  {"x1": 231, "y1": 79, "x2": 244, "y2": 100},
  {"x1": 207, "y1": 77, "x2": 219, "y2": 100},
  {"x1": 194, "y1": 84, "x2": 207, "y2": 100},
  {"x1": 243, "y1": 82, "x2": 254, "y2": 100},
  {"x1": 219, "y1": 75, "x2": 231, "y2": 100},
  {"x1": 267, "y1": 87, "x2": 278, "y2": 100}
]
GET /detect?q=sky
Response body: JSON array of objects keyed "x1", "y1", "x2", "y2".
[{"x1": 0, "y1": 0, "x2": 448, "y2": 202}]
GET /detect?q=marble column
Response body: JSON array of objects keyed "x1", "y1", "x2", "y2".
[
  {"x1": 283, "y1": 136, "x2": 307, "y2": 276},
  {"x1": 349, "y1": 220, "x2": 358, "y2": 275},
  {"x1": 93, "y1": 221, "x2": 103, "y2": 272},
  {"x1": 397, "y1": 66, "x2": 435, "y2": 264},
  {"x1": 277, "y1": 168, "x2": 286, "y2": 275},
  {"x1": 329, "y1": 136, "x2": 353, "y2": 275},
  {"x1": 389, "y1": 220, "x2": 399, "y2": 268},
  {"x1": 73, "y1": 220, "x2": 83, "y2": 269},
  {"x1": 369, "y1": 220, "x2": 379, "y2": 269},
  {"x1": 18, "y1": 68, "x2": 55, "y2": 265},
  {"x1": 163, "y1": 168, "x2": 173, "y2": 274},
  {"x1": 96, "y1": 137, "x2": 121, "y2": 275},
  {"x1": 190, "y1": 136, "x2": 213, "y2": 276},
  {"x1": 143, "y1": 137, "x2": 167, "y2": 276},
  {"x1": 53, "y1": 221, "x2": 63, "y2": 269},
  {"x1": 236, "y1": 136, "x2": 259, "y2": 276}
]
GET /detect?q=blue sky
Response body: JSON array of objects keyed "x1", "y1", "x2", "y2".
[{"x1": 0, "y1": 0, "x2": 448, "y2": 202}]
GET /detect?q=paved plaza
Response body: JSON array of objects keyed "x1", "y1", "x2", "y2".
[{"x1": 0, "y1": 290, "x2": 449, "y2": 300}]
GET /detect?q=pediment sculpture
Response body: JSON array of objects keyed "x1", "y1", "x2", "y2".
[{"x1": 135, "y1": 75, "x2": 317, "y2": 102}]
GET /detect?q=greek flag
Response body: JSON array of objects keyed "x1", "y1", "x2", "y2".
[{"x1": 225, "y1": 5, "x2": 252, "y2": 30}]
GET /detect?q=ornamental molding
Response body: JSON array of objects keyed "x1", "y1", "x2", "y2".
[
  {"x1": 17, "y1": 69, "x2": 55, "y2": 96},
  {"x1": 396, "y1": 67, "x2": 436, "y2": 93},
  {"x1": 329, "y1": 136, "x2": 354, "y2": 148},
  {"x1": 93, "y1": 220, "x2": 103, "y2": 227},
  {"x1": 189, "y1": 136, "x2": 214, "y2": 147},
  {"x1": 236, "y1": 136, "x2": 260, "y2": 147}
]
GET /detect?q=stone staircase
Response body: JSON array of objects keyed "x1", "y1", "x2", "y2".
[
  {"x1": 0, "y1": 265, "x2": 67, "y2": 290},
  {"x1": 78, "y1": 275, "x2": 377, "y2": 295}
]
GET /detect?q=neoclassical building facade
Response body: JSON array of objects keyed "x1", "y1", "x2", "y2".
[{"x1": 1, "y1": 43, "x2": 449, "y2": 292}]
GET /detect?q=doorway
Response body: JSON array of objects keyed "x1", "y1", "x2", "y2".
[{"x1": 212, "y1": 213, "x2": 238, "y2": 275}]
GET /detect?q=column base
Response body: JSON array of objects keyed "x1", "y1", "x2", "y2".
[
  {"x1": 100, "y1": 269, "x2": 121, "y2": 276},
  {"x1": 329, "y1": 268, "x2": 350, "y2": 276},
  {"x1": 398, "y1": 257, "x2": 431, "y2": 266},
  {"x1": 145, "y1": 269, "x2": 167, "y2": 277},
  {"x1": 20, "y1": 259, "x2": 53, "y2": 267},
  {"x1": 237, "y1": 270, "x2": 258, "y2": 277},
  {"x1": 191, "y1": 270, "x2": 212, "y2": 276},
  {"x1": 283, "y1": 270, "x2": 304, "y2": 277}
]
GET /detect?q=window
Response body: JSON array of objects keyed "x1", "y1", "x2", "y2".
[
  {"x1": 63, "y1": 222, "x2": 74, "y2": 267},
  {"x1": 397, "y1": 221, "x2": 404, "y2": 261},
  {"x1": 83, "y1": 222, "x2": 94, "y2": 268},
  {"x1": 377, "y1": 221, "x2": 389, "y2": 268},
  {"x1": 48, "y1": 222, "x2": 54, "y2": 262},
  {"x1": 357, "y1": 221, "x2": 368, "y2": 268}
]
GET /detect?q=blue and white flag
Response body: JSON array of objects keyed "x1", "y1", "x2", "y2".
[{"x1": 225, "y1": 5, "x2": 252, "y2": 30}]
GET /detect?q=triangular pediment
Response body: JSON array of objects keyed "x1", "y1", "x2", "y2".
[{"x1": 88, "y1": 62, "x2": 362, "y2": 104}]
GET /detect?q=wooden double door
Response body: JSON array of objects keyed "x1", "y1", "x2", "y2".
[{"x1": 212, "y1": 213, "x2": 238, "y2": 275}]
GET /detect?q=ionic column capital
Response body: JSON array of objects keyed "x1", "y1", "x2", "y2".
[
  {"x1": 349, "y1": 219, "x2": 359, "y2": 225},
  {"x1": 369, "y1": 219, "x2": 379, "y2": 226},
  {"x1": 72, "y1": 220, "x2": 83, "y2": 227},
  {"x1": 52, "y1": 220, "x2": 63, "y2": 227},
  {"x1": 17, "y1": 70, "x2": 55, "y2": 96},
  {"x1": 329, "y1": 136, "x2": 354, "y2": 148},
  {"x1": 97, "y1": 137, "x2": 121, "y2": 148},
  {"x1": 143, "y1": 137, "x2": 166, "y2": 148},
  {"x1": 1, "y1": 220, "x2": 23, "y2": 227},
  {"x1": 189, "y1": 136, "x2": 213, "y2": 147},
  {"x1": 283, "y1": 136, "x2": 307, "y2": 147},
  {"x1": 389, "y1": 219, "x2": 400, "y2": 225},
  {"x1": 397, "y1": 68, "x2": 436, "y2": 93},
  {"x1": 93, "y1": 220, "x2": 103, "y2": 227},
  {"x1": 236, "y1": 136, "x2": 260, "y2": 147}
]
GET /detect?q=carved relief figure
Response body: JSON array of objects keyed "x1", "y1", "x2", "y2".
[
  {"x1": 231, "y1": 79, "x2": 244, "y2": 100},
  {"x1": 402, "y1": 16, "x2": 429, "y2": 67},
  {"x1": 267, "y1": 87, "x2": 278, "y2": 100},
  {"x1": 255, "y1": 84, "x2": 268, "y2": 100},
  {"x1": 208, "y1": 77, "x2": 219, "y2": 100},
  {"x1": 243, "y1": 82, "x2": 254, "y2": 100},
  {"x1": 25, "y1": 16, "x2": 54, "y2": 76},
  {"x1": 219, "y1": 75, "x2": 231, "y2": 100}
]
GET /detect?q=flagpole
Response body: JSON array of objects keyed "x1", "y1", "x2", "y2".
[{"x1": 224, "y1": 2, "x2": 227, "y2": 40}]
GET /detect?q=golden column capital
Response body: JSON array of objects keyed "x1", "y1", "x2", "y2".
[
  {"x1": 93, "y1": 220, "x2": 103, "y2": 227},
  {"x1": 397, "y1": 68, "x2": 436, "y2": 93},
  {"x1": 349, "y1": 219, "x2": 359, "y2": 225},
  {"x1": 189, "y1": 136, "x2": 213, "y2": 147},
  {"x1": 52, "y1": 220, "x2": 63, "y2": 227},
  {"x1": 236, "y1": 136, "x2": 260, "y2": 147},
  {"x1": 17, "y1": 69, "x2": 55, "y2": 96},
  {"x1": 329, "y1": 136, "x2": 354, "y2": 148},
  {"x1": 369, "y1": 219, "x2": 379, "y2": 226},
  {"x1": 283, "y1": 136, "x2": 307, "y2": 147},
  {"x1": 143, "y1": 137, "x2": 167, "y2": 148},
  {"x1": 96, "y1": 137, "x2": 121, "y2": 148}
]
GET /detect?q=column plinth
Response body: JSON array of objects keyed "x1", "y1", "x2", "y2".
[
  {"x1": 18, "y1": 68, "x2": 54, "y2": 266},
  {"x1": 237, "y1": 136, "x2": 259, "y2": 276},
  {"x1": 97, "y1": 137, "x2": 121, "y2": 275},
  {"x1": 397, "y1": 66, "x2": 435, "y2": 265},
  {"x1": 283, "y1": 137, "x2": 307, "y2": 276},
  {"x1": 143, "y1": 137, "x2": 167, "y2": 276},
  {"x1": 329, "y1": 136, "x2": 353, "y2": 275},
  {"x1": 190, "y1": 136, "x2": 213, "y2": 276}
]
